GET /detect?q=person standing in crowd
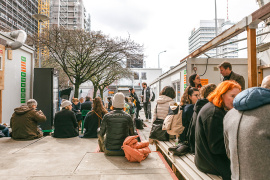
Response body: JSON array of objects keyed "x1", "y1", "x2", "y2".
[
  {"x1": 54, "y1": 100, "x2": 78, "y2": 138},
  {"x1": 179, "y1": 86, "x2": 200, "y2": 142},
  {"x1": 81, "y1": 96, "x2": 92, "y2": 111},
  {"x1": 0, "y1": 124, "x2": 9, "y2": 137},
  {"x1": 189, "y1": 73, "x2": 202, "y2": 89},
  {"x1": 129, "y1": 87, "x2": 141, "y2": 119},
  {"x1": 124, "y1": 97, "x2": 131, "y2": 114},
  {"x1": 195, "y1": 81, "x2": 241, "y2": 180},
  {"x1": 72, "y1": 98, "x2": 82, "y2": 127},
  {"x1": 141, "y1": 82, "x2": 152, "y2": 122},
  {"x1": 219, "y1": 61, "x2": 245, "y2": 90},
  {"x1": 10, "y1": 99, "x2": 46, "y2": 140},
  {"x1": 128, "y1": 97, "x2": 135, "y2": 120},
  {"x1": 224, "y1": 75, "x2": 270, "y2": 180},
  {"x1": 82, "y1": 97, "x2": 108, "y2": 138},
  {"x1": 187, "y1": 83, "x2": 217, "y2": 153},
  {"x1": 98, "y1": 92, "x2": 134, "y2": 156},
  {"x1": 79, "y1": 97, "x2": 84, "y2": 104},
  {"x1": 107, "y1": 97, "x2": 112, "y2": 112}
]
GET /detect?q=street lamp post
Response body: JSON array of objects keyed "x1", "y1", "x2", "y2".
[
  {"x1": 158, "y1": 50, "x2": 166, "y2": 69},
  {"x1": 32, "y1": 14, "x2": 50, "y2": 68}
]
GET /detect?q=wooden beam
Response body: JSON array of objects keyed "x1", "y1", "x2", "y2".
[{"x1": 247, "y1": 27, "x2": 257, "y2": 87}]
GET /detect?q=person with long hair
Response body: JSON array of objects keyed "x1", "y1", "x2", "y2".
[
  {"x1": 179, "y1": 86, "x2": 200, "y2": 142},
  {"x1": 82, "y1": 97, "x2": 108, "y2": 138},
  {"x1": 187, "y1": 83, "x2": 217, "y2": 153},
  {"x1": 189, "y1": 73, "x2": 202, "y2": 89},
  {"x1": 195, "y1": 81, "x2": 241, "y2": 180}
]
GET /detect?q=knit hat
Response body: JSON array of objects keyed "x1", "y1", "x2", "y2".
[
  {"x1": 112, "y1": 92, "x2": 125, "y2": 108},
  {"x1": 61, "y1": 100, "x2": 72, "y2": 108}
]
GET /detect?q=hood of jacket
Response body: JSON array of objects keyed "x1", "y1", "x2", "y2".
[
  {"x1": 14, "y1": 105, "x2": 33, "y2": 115},
  {"x1": 233, "y1": 87, "x2": 270, "y2": 111},
  {"x1": 157, "y1": 95, "x2": 175, "y2": 105},
  {"x1": 194, "y1": 98, "x2": 209, "y2": 113}
]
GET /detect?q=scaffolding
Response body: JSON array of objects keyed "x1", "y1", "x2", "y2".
[{"x1": 0, "y1": 0, "x2": 38, "y2": 36}]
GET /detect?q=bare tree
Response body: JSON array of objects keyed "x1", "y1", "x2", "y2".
[
  {"x1": 90, "y1": 63, "x2": 132, "y2": 98},
  {"x1": 36, "y1": 26, "x2": 143, "y2": 98}
]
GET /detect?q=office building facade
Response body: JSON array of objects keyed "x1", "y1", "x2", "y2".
[
  {"x1": 189, "y1": 19, "x2": 238, "y2": 58},
  {"x1": 0, "y1": 0, "x2": 38, "y2": 36}
]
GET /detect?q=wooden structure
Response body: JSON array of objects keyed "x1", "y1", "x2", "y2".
[
  {"x1": 0, "y1": 44, "x2": 5, "y2": 123},
  {"x1": 180, "y1": 2, "x2": 270, "y2": 88}
]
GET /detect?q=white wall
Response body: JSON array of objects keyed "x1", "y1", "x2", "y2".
[{"x1": 2, "y1": 47, "x2": 34, "y2": 124}]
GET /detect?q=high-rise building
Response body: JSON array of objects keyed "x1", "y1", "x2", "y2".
[
  {"x1": 188, "y1": 19, "x2": 238, "y2": 58},
  {"x1": 50, "y1": 0, "x2": 90, "y2": 31},
  {"x1": 0, "y1": 0, "x2": 38, "y2": 36}
]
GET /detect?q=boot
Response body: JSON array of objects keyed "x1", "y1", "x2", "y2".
[{"x1": 173, "y1": 144, "x2": 190, "y2": 156}]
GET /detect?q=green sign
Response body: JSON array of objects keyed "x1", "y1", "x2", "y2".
[{"x1": 21, "y1": 56, "x2": 26, "y2": 103}]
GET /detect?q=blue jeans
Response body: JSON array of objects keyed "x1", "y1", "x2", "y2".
[{"x1": 1, "y1": 127, "x2": 10, "y2": 137}]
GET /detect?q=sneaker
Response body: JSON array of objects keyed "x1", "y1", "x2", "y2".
[{"x1": 173, "y1": 144, "x2": 190, "y2": 156}]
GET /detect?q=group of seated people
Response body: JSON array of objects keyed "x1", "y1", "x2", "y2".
[
  {"x1": 3, "y1": 67, "x2": 269, "y2": 179},
  {"x1": 152, "y1": 74, "x2": 270, "y2": 179}
]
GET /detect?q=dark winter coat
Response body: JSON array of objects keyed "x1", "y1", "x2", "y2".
[
  {"x1": 81, "y1": 100, "x2": 92, "y2": 111},
  {"x1": 130, "y1": 92, "x2": 141, "y2": 110},
  {"x1": 72, "y1": 102, "x2": 82, "y2": 121},
  {"x1": 187, "y1": 98, "x2": 209, "y2": 153},
  {"x1": 53, "y1": 109, "x2": 78, "y2": 138},
  {"x1": 223, "y1": 71, "x2": 245, "y2": 90},
  {"x1": 107, "y1": 101, "x2": 112, "y2": 111},
  {"x1": 142, "y1": 87, "x2": 151, "y2": 102},
  {"x1": 83, "y1": 111, "x2": 106, "y2": 138},
  {"x1": 224, "y1": 87, "x2": 270, "y2": 180},
  {"x1": 179, "y1": 104, "x2": 194, "y2": 142},
  {"x1": 10, "y1": 105, "x2": 47, "y2": 140},
  {"x1": 99, "y1": 109, "x2": 134, "y2": 150},
  {"x1": 195, "y1": 102, "x2": 231, "y2": 180}
]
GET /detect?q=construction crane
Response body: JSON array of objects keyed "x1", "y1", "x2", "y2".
[{"x1": 37, "y1": 0, "x2": 50, "y2": 65}]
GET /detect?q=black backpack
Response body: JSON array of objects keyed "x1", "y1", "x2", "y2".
[{"x1": 150, "y1": 92, "x2": 155, "y2": 101}]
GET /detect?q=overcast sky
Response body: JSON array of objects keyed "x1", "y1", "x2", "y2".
[{"x1": 83, "y1": 0, "x2": 259, "y2": 71}]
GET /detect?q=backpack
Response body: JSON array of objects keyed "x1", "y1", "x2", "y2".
[
  {"x1": 162, "y1": 105, "x2": 185, "y2": 136},
  {"x1": 150, "y1": 92, "x2": 155, "y2": 101}
]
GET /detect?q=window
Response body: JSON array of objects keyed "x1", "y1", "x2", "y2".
[
  {"x1": 134, "y1": 72, "x2": 139, "y2": 80},
  {"x1": 141, "y1": 72, "x2": 147, "y2": 80}
]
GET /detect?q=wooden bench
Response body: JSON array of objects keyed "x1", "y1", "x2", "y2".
[{"x1": 155, "y1": 139, "x2": 222, "y2": 180}]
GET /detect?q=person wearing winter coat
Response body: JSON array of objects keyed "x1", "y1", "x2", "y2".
[
  {"x1": 81, "y1": 96, "x2": 92, "y2": 111},
  {"x1": 82, "y1": 97, "x2": 107, "y2": 138},
  {"x1": 149, "y1": 86, "x2": 176, "y2": 144},
  {"x1": 72, "y1": 98, "x2": 82, "y2": 123},
  {"x1": 129, "y1": 87, "x2": 141, "y2": 119},
  {"x1": 187, "y1": 83, "x2": 216, "y2": 153},
  {"x1": 10, "y1": 99, "x2": 47, "y2": 140},
  {"x1": 179, "y1": 86, "x2": 200, "y2": 142},
  {"x1": 53, "y1": 100, "x2": 78, "y2": 138},
  {"x1": 98, "y1": 92, "x2": 134, "y2": 156},
  {"x1": 195, "y1": 81, "x2": 241, "y2": 180},
  {"x1": 223, "y1": 75, "x2": 270, "y2": 180}
]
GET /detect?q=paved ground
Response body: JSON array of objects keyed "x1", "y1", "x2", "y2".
[{"x1": 0, "y1": 109, "x2": 175, "y2": 180}]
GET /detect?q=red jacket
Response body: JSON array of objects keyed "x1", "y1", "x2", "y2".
[{"x1": 122, "y1": 135, "x2": 151, "y2": 162}]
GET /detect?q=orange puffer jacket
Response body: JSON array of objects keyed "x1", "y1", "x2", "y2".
[{"x1": 122, "y1": 135, "x2": 151, "y2": 162}]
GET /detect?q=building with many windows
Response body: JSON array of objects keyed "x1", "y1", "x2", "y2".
[
  {"x1": 50, "y1": 0, "x2": 90, "y2": 31},
  {"x1": 0, "y1": 0, "x2": 38, "y2": 36},
  {"x1": 189, "y1": 19, "x2": 238, "y2": 58}
]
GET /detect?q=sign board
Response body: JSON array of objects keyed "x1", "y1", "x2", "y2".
[
  {"x1": 184, "y1": 69, "x2": 187, "y2": 89},
  {"x1": 201, "y1": 79, "x2": 209, "y2": 86}
]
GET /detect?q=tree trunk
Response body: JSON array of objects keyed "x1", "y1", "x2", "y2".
[
  {"x1": 99, "y1": 87, "x2": 104, "y2": 99},
  {"x1": 74, "y1": 82, "x2": 80, "y2": 98},
  {"x1": 93, "y1": 85, "x2": 98, "y2": 98}
]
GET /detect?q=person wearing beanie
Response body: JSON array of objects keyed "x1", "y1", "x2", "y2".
[
  {"x1": 53, "y1": 100, "x2": 78, "y2": 138},
  {"x1": 10, "y1": 99, "x2": 47, "y2": 140},
  {"x1": 98, "y1": 92, "x2": 134, "y2": 156}
]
